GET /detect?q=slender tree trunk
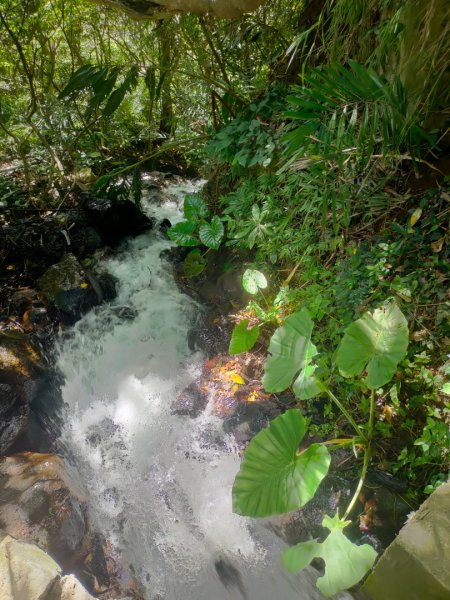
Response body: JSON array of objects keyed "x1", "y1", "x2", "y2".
[{"x1": 157, "y1": 19, "x2": 175, "y2": 138}]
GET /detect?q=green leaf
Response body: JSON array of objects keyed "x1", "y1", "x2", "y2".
[
  {"x1": 232, "y1": 409, "x2": 330, "y2": 517},
  {"x1": 293, "y1": 362, "x2": 322, "y2": 400},
  {"x1": 183, "y1": 249, "x2": 207, "y2": 278},
  {"x1": 262, "y1": 309, "x2": 318, "y2": 394},
  {"x1": 103, "y1": 65, "x2": 139, "y2": 117},
  {"x1": 229, "y1": 320, "x2": 260, "y2": 354},
  {"x1": 167, "y1": 221, "x2": 198, "y2": 247},
  {"x1": 58, "y1": 64, "x2": 99, "y2": 98},
  {"x1": 336, "y1": 302, "x2": 409, "y2": 389},
  {"x1": 184, "y1": 194, "x2": 208, "y2": 222},
  {"x1": 199, "y1": 216, "x2": 224, "y2": 249},
  {"x1": 282, "y1": 514, "x2": 377, "y2": 598},
  {"x1": 242, "y1": 269, "x2": 267, "y2": 295}
]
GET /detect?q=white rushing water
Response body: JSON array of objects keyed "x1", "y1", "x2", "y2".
[{"x1": 55, "y1": 179, "x2": 345, "y2": 600}]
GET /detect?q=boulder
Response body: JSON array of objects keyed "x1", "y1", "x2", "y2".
[
  {"x1": 0, "y1": 332, "x2": 45, "y2": 454},
  {"x1": 0, "y1": 533, "x2": 96, "y2": 600},
  {"x1": 222, "y1": 400, "x2": 281, "y2": 444},
  {"x1": 0, "y1": 453, "x2": 87, "y2": 565},
  {"x1": 83, "y1": 198, "x2": 153, "y2": 246},
  {"x1": 38, "y1": 254, "x2": 100, "y2": 324},
  {"x1": 37, "y1": 254, "x2": 117, "y2": 323},
  {"x1": 171, "y1": 382, "x2": 209, "y2": 418}
]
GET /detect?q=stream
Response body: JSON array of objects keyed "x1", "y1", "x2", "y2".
[{"x1": 54, "y1": 179, "x2": 347, "y2": 600}]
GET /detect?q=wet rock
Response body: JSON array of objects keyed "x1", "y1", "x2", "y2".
[
  {"x1": 0, "y1": 453, "x2": 87, "y2": 565},
  {"x1": 187, "y1": 313, "x2": 232, "y2": 357},
  {"x1": 222, "y1": 400, "x2": 281, "y2": 444},
  {"x1": 92, "y1": 272, "x2": 118, "y2": 303},
  {"x1": 158, "y1": 218, "x2": 172, "y2": 236},
  {"x1": 171, "y1": 382, "x2": 208, "y2": 418},
  {"x1": 0, "y1": 533, "x2": 96, "y2": 600},
  {"x1": 0, "y1": 332, "x2": 45, "y2": 453},
  {"x1": 268, "y1": 475, "x2": 351, "y2": 546},
  {"x1": 38, "y1": 253, "x2": 100, "y2": 324},
  {"x1": 84, "y1": 197, "x2": 154, "y2": 246},
  {"x1": 82, "y1": 227, "x2": 103, "y2": 251},
  {"x1": 110, "y1": 305, "x2": 138, "y2": 321}
]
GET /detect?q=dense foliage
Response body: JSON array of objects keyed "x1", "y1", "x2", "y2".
[{"x1": 1, "y1": 0, "x2": 449, "y2": 596}]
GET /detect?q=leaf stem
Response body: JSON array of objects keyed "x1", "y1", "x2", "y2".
[
  {"x1": 323, "y1": 386, "x2": 366, "y2": 441},
  {"x1": 343, "y1": 389, "x2": 375, "y2": 519}
]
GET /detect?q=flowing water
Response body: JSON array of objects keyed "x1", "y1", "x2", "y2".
[{"x1": 55, "y1": 179, "x2": 348, "y2": 600}]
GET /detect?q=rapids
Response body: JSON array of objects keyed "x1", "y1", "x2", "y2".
[{"x1": 55, "y1": 179, "x2": 349, "y2": 600}]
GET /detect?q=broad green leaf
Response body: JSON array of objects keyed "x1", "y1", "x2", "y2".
[
  {"x1": 184, "y1": 194, "x2": 208, "y2": 222},
  {"x1": 199, "y1": 216, "x2": 224, "y2": 249},
  {"x1": 293, "y1": 362, "x2": 322, "y2": 400},
  {"x1": 283, "y1": 514, "x2": 377, "y2": 598},
  {"x1": 232, "y1": 409, "x2": 330, "y2": 517},
  {"x1": 336, "y1": 302, "x2": 409, "y2": 389},
  {"x1": 183, "y1": 249, "x2": 207, "y2": 278},
  {"x1": 167, "y1": 221, "x2": 198, "y2": 247},
  {"x1": 262, "y1": 309, "x2": 319, "y2": 394},
  {"x1": 282, "y1": 540, "x2": 321, "y2": 572},
  {"x1": 229, "y1": 320, "x2": 260, "y2": 354},
  {"x1": 242, "y1": 269, "x2": 267, "y2": 295}
]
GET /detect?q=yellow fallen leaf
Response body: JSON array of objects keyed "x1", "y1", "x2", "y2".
[
  {"x1": 410, "y1": 207, "x2": 422, "y2": 227},
  {"x1": 231, "y1": 384, "x2": 239, "y2": 394},
  {"x1": 431, "y1": 238, "x2": 445, "y2": 253},
  {"x1": 230, "y1": 372, "x2": 245, "y2": 385},
  {"x1": 80, "y1": 282, "x2": 89, "y2": 289},
  {"x1": 6, "y1": 264, "x2": 15, "y2": 270}
]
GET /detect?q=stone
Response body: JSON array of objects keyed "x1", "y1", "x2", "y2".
[
  {"x1": 0, "y1": 533, "x2": 61, "y2": 600},
  {"x1": 158, "y1": 218, "x2": 172, "y2": 236},
  {"x1": 38, "y1": 253, "x2": 100, "y2": 323},
  {"x1": 0, "y1": 332, "x2": 44, "y2": 453},
  {"x1": 0, "y1": 453, "x2": 87, "y2": 566},
  {"x1": 84, "y1": 197, "x2": 153, "y2": 246},
  {"x1": 359, "y1": 480, "x2": 450, "y2": 600},
  {"x1": 171, "y1": 382, "x2": 208, "y2": 417},
  {"x1": 0, "y1": 533, "x2": 97, "y2": 600},
  {"x1": 222, "y1": 400, "x2": 281, "y2": 444},
  {"x1": 60, "y1": 575, "x2": 96, "y2": 600}
]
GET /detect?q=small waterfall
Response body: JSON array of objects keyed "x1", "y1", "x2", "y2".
[{"x1": 55, "y1": 179, "x2": 344, "y2": 600}]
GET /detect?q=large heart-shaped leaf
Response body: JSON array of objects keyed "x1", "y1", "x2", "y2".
[
  {"x1": 336, "y1": 302, "x2": 408, "y2": 389},
  {"x1": 229, "y1": 320, "x2": 260, "y2": 354},
  {"x1": 242, "y1": 269, "x2": 267, "y2": 295},
  {"x1": 262, "y1": 309, "x2": 320, "y2": 398},
  {"x1": 199, "y1": 216, "x2": 224, "y2": 249},
  {"x1": 183, "y1": 249, "x2": 207, "y2": 278},
  {"x1": 283, "y1": 513, "x2": 377, "y2": 597},
  {"x1": 232, "y1": 409, "x2": 330, "y2": 517},
  {"x1": 184, "y1": 194, "x2": 208, "y2": 222},
  {"x1": 167, "y1": 221, "x2": 198, "y2": 247}
]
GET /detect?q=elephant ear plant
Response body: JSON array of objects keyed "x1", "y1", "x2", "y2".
[{"x1": 232, "y1": 302, "x2": 409, "y2": 597}]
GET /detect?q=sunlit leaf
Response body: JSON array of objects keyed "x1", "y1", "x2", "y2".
[
  {"x1": 242, "y1": 269, "x2": 267, "y2": 295},
  {"x1": 232, "y1": 409, "x2": 330, "y2": 516},
  {"x1": 199, "y1": 216, "x2": 224, "y2": 249},
  {"x1": 229, "y1": 319, "x2": 260, "y2": 354},
  {"x1": 262, "y1": 309, "x2": 319, "y2": 396},
  {"x1": 336, "y1": 302, "x2": 408, "y2": 389},
  {"x1": 283, "y1": 514, "x2": 377, "y2": 598},
  {"x1": 409, "y1": 207, "x2": 422, "y2": 227}
]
